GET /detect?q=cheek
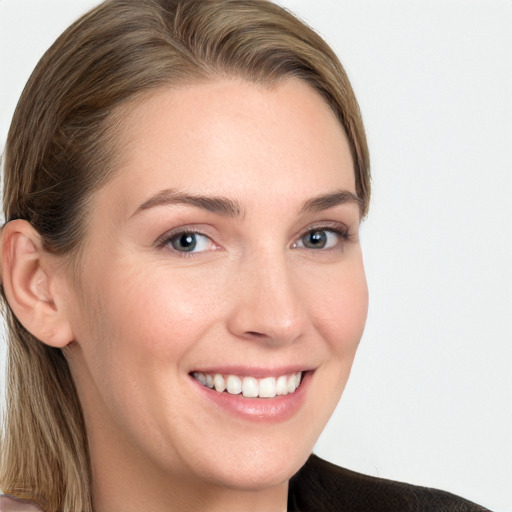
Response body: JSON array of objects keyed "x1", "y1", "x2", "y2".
[
  {"x1": 82, "y1": 263, "x2": 228, "y2": 387},
  {"x1": 69, "y1": 267, "x2": 221, "y2": 435},
  {"x1": 296, "y1": 260, "x2": 368, "y2": 446},
  {"x1": 309, "y1": 260, "x2": 368, "y2": 357}
]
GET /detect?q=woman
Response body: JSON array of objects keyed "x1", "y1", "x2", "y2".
[{"x1": 0, "y1": 1, "x2": 493, "y2": 511}]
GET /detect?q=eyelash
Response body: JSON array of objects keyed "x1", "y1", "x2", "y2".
[
  {"x1": 156, "y1": 227, "x2": 217, "y2": 258},
  {"x1": 157, "y1": 224, "x2": 352, "y2": 257},
  {"x1": 292, "y1": 225, "x2": 351, "y2": 251}
]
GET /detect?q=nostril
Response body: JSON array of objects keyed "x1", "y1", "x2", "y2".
[
  {"x1": 246, "y1": 331, "x2": 266, "y2": 337},
  {"x1": 227, "y1": 286, "x2": 308, "y2": 345}
]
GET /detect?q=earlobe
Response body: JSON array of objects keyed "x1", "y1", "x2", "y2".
[{"x1": 1, "y1": 220, "x2": 74, "y2": 348}]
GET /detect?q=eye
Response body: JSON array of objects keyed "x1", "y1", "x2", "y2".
[
  {"x1": 293, "y1": 228, "x2": 346, "y2": 250},
  {"x1": 167, "y1": 232, "x2": 212, "y2": 253}
]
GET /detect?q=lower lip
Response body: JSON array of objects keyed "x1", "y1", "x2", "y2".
[{"x1": 191, "y1": 372, "x2": 312, "y2": 423}]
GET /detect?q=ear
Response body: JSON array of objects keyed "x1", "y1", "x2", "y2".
[{"x1": 1, "y1": 220, "x2": 74, "y2": 348}]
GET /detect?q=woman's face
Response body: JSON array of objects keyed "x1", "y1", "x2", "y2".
[{"x1": 63, "y1": 79, "x2": 368, "y2": 495}]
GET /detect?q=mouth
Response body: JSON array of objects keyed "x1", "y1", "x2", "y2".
[{"x1": 191, "y1": 371, "x2": 303, "y2": 399}]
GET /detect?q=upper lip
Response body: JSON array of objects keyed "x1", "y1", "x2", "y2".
[{"x1": 189, "y1": 365, "x2": 315, "y2": 378}]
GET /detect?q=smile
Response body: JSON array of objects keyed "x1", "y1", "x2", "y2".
[{"x1": 191, "y1": 371, "x2": 303, "y2": 398}]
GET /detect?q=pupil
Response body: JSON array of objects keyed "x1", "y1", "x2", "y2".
[
  {"x1": 306, "y1": 230, "x2": 327, "y2": 248},
  {"x1": 173, "y1": 233, "x2": 196, "y2": 252}
]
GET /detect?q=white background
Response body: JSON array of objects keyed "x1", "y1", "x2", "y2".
[{"x1": 1, "y1": 1, "x2": 510, "y2": 511}]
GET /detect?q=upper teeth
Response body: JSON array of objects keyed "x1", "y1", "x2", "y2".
[{"x1": 192, "y1": 371, "x2": 303, "y2": 398}]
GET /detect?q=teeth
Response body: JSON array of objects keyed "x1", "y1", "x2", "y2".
[
  {"x1": 226, "y1": 375, "x2": 242, "y2": 395},
  {"x1": 242, "y1": 377, "x2": 259, "y2": 398},
  {"x1": 194, "y1": 372, "x2": 207, "y2": 386},
  {"x1": 276, "y1": 375, "x2": 288, "y2": 396},
  {"x1": 193, "y1": 371, "x2": 303, "y2": 398},
  {"x1": 213, "y1": 374, "x2": 225, "y2": 392},
  {"x1": 287, "y1": 375, "x2": 297, "y2": 394},
  {"x1": 259, "y1": 377, "x2": 276, "y2": 398}
]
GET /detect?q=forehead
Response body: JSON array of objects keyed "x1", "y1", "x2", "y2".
[{"x1": 100, "y1": 78, "x2": 356, "y2": 216}]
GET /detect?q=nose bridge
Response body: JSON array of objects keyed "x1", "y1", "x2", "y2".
[{"x1": 227, "y1": 248, "x2": 309, "y2": 344}]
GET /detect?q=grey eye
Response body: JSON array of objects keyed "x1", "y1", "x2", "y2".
[
  {"x1": 302, "y1": 230, "x2": 328, "y2": 249},
  {"x1": 168, "y1": 233, "x2": 210, "y2": 253},
  {"x1": 294, "y1": 229, "x2": 343, "y2": 250}
]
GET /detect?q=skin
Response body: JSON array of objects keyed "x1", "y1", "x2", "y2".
[{"x1": 54, "y1": 78, "x2": 369, "y2": 511}]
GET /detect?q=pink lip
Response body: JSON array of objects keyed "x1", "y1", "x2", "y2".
[{"x1": 190, "y1": 370, "x2": 312, "y2": 423}]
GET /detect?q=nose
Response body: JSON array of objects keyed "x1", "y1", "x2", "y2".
[{"x1": 226, "y1": 252, "x2": 310, "y2": 346}]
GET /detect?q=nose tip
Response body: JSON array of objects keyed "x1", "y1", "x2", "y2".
[
  {"x1": 226, "y1": 261, "x2": 309, "y2": 346},
  {"x1": 243, "y1": 310, "x2": 305, "y2": 344}
]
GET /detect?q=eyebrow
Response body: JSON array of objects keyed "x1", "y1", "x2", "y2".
[
  {"x1": 133, "y1": 189, "x2": 242, "y2": 218},
  {"x1": 132, "y1": 187, "x2": 361, "y2": 218},
  {"x1": 299, "y1": 189, "x2": 363, "y2": 214}
]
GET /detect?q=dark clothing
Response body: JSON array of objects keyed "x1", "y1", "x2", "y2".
[{"x1": 288, "y1": 455, "x2": 491, "y2": 511}]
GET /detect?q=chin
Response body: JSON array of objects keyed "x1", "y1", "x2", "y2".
[
  {"x1": 192, "y1": 438, "x2": 312, "y2": 492},
  {"x1": 209, "y1": 465, "x2": 297, "y2": 493}
]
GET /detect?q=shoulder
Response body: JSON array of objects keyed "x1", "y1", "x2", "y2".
[
  {"x1": 0, "y1": 495, "x2": 43, "y2": 512},
  {"x1": 288, "y1": 454, "x2": 491, "y2": 512}
]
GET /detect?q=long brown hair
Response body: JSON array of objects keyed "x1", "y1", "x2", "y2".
[{"x1": 0, "y1": 1, "x2": 370, "y2": 510}]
